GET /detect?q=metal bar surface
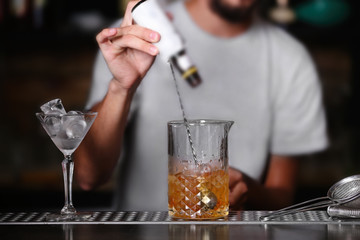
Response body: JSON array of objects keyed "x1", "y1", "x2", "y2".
[{"x1": 1, "y1": 211, "x2": 360, "y2": 225}]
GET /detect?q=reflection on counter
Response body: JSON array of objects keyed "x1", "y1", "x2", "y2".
[
  {"x1": 328, "y1": 224, "x2": 360, "y2": 240},
  {"x1": 168, "y1": 224, "x2": 230, "y2": 240},
  {"x1": 2, "y1": 223, "x2": 360, "y2": 240},
  {"x1": 63, "y1": 225, "x2": 73, "y2": 240}
]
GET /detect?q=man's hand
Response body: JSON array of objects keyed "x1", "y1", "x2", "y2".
[
  {"x1": 229, "y1": 167, "x2": 249, "y2": 210},
  {"x1": 96, "y1": 0, "x2": 160, "y2": 92}
]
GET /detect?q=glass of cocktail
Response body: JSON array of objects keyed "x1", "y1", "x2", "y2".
[
  {"x1": 168, "y1": 119, "x2": 233, "y2": 220},
  {"x1": 36, "y1": 99, "x2": 97, "y2": 221}
]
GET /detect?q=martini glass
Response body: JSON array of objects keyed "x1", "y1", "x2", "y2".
[{"x1": 36, "y1": 111, "x2": 97, "y2": 221}]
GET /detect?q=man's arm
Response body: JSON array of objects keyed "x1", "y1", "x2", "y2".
[
  {"x1": 75, "y1": 79, "x2": 135, "y2": 190},
  {"x1": 229, "y1": 155, "x2": 299, "y2": 210},
  {"x1": 74, "y1": 0, "x2": 160, "y2": 190}
]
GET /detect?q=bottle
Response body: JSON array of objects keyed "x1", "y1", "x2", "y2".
[{"x1": 131, "y1": 0, "x2": 201, "y2": 87}]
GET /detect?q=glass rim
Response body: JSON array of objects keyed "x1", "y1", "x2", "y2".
[
  {"x1": 168, "y1": 119, "x2": 234, "y2": 126},
  {"x1": 35, "y1": 111, "x2": 98, "y2": 117}
]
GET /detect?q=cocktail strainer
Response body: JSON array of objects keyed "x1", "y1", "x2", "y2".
[{"x1": 260, "y1": 174, "x2": 360, "y2": 221}]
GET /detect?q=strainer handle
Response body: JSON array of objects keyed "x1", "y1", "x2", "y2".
[
  {"x1": 260, "y1": 196, "x2": 332, "y2": 221},
  {"x1": 327, "y1": 206, "x2": 360, "y2": 218}
]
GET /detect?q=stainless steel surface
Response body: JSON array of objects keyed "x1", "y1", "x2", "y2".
[
  {"x1": 1, "y1": 211, "x2": 360, "y2": 240},
  {"x1": 1, "y1": 211, "x2": 360, "y2": 225}
]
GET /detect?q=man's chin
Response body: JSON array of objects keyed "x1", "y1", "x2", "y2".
[
  {"x1": 210, "y1": 0, "x2": 260, "y2": 23},
  {"x1": 222, "y1": 0, "x2": 255, "y2": 8}
]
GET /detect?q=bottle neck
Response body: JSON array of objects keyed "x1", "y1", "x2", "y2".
[{"x1": 170, "y1": 50, "x2": 202, "y2": 87}]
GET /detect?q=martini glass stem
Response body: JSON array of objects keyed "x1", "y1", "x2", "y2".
[{"x1": 61, "y1": 155, "x2": 76, "y2": 215}]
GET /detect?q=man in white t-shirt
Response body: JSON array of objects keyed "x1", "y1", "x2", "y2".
[{"x1": 75, "y1": 0, "x2": 328, "y2": 210}]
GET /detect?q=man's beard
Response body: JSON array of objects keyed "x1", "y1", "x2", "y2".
[{"x1": 210, "y1": 0, "x2": 260, "y2": 23}]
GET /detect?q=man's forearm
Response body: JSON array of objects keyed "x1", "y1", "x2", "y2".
[
  {"x1": 246, "y1": 156, "x2": 298, "y2": 210},
  {"x1": 245, "y1": 177, "x2": 296, "y2": 210},
  {"x1": 74, "y1": 79, "x2": 135, "y2": 190}
]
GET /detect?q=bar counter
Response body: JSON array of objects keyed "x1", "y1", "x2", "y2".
[{"x1": 1, "y1": 211, "x2": 360, "y2": 239}]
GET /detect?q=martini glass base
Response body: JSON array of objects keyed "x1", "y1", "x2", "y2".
[{"x1": 45, "y1": 212, "x2": 93, "y2": 222}]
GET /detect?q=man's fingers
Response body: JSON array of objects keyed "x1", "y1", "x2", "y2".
[
  {"x1": 96, "y1": 25, "x2": 160, "y2": 45},
  {"x1": 121, "y1": 0, "x2": 140, "y2": 26},
  {"x1": 114, "y1": 25, "x2": 160, "y2": 44},
  {"x1": 96, "y1": 28, "x2": 118, "y2": 45},
  {"x1": 229, "y1": 181, "x2": 248, "y2": 207},
  {"x1": 111, "y1": 34, "x2": 159, "y2": 56},
  {"x1": 96, "y1": 25, "x2": 160, "y2": 56},
  {"x1": 229, "y1": 167, "x2": 243, "y2": 189}
]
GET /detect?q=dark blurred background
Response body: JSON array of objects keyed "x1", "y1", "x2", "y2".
[{"x1": 0, "y1": 0, "x2": 359, "y2": 212}]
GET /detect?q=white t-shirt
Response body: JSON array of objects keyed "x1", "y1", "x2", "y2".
[{"x1": 86, "y1": 1, "x2": 328, "y2": 210}]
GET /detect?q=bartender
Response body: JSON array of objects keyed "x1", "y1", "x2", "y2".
[{"x1": 75, "y1": 0, "x2": 328, "y2": 211}]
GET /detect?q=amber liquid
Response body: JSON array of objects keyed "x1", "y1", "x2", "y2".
[{"x1": 168, "y1": 169, "x2": 229, "y2": 219}]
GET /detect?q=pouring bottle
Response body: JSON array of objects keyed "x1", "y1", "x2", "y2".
[{"x1": 131, "y1": 0, "x2": 201, "y2": 87}]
